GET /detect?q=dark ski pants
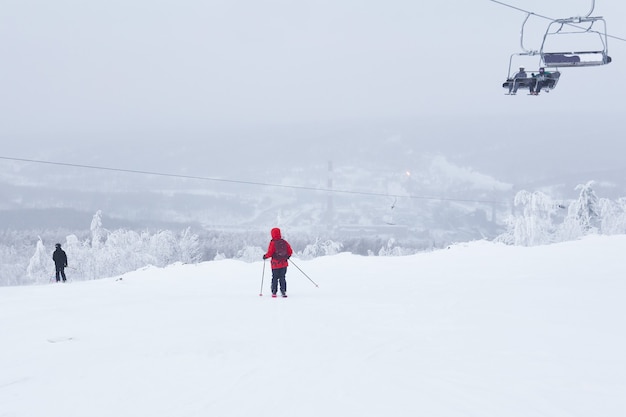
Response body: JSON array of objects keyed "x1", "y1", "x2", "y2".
[
  {"x1": 271, "y1": 267, "x2": 287, "y2": 295},
  {"x1": 55, "y1": 266, "x2": 66, "y2": 282}
]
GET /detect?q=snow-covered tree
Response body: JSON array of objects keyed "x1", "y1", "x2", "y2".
[
  {"x1": 0, "y1": 243, "x2": 24, "y2": 286},
  {"x1": 178, "y1": 228, "x2": 202, "y2": 264},
  {"x1": 556, "y1": 182, "x2": 600, "y2": 241},
  {"x1": 573, "y1": 181, "x2": 600, "y2": 233},
  {"x1": 496, "y1": 190, "x2": 558, "y2": 246},
  {"x1": 26, "y1": 238, "x2": 50, "y2": 284},
  {"x1": 150, "y1": 230, "x2": 178, "y2": 266},
  {"x1": 300, "y1": 238, "x2": 343, "y2": 259},
  {"x1": 378, "y1": 238, "x2": 414, "y2": 256},
  {"x1": 236, "y1": 245, "x2": 264, "y2": 262},
  {"x1": 90, "y1": 210, "x2": 107, "y2": 249},
  {"x1": 598, "y1": 197, "x2": 626, "y2": 235}
]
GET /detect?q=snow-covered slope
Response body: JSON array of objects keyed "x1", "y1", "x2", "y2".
[{"x1": 1, "y1": 236, "x2": 625, "y2": 417}]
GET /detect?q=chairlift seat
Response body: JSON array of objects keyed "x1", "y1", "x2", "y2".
[
  {"x1": 502, "y1": 71, "x2": 561, "y2": 92},
  {"x1": 502, "y1": 77, "x2": 535, "y2": 90},
  {"x1": 543, "y1": 53, "x2": 581, "y2": 65},
  {"x1": 542, "y1": 51, "x2": 611, "y2": 67}
]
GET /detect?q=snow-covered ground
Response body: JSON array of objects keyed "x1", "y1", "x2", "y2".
[{"x1": 1, "y1": 235, "x2": 625, "y2": 417}]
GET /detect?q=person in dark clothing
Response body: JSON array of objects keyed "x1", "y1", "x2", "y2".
[
  {"x1": 263, "y1": 227, "x2": 293, "y2": 298},
  {"x1": 52, "y1": 243, "x2": 68, "y2": 282},
  {"x1": 530, "y1": 67, "x2": 553, "y2": 95},
  {"x1": 508, "y1": 67, "x2": 528, "y2": 95}
]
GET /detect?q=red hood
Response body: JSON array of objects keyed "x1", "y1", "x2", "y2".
[{"x1": 271, "y1": 228, "x2": 282, "y2": 239}]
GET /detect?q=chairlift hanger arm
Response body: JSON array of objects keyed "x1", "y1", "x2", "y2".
[
  {"x1": 585, "y1": 0, "x2": 595, "y2": 18},
  {"x1": 519, "y1": 12, "x2": 534, "y2": 53}
]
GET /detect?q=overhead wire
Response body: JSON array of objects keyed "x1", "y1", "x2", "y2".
[
  {"x1": 488, "y1": 0, "x2": 626, "y2": 42},
  {"x1": 0, "y1": 155, "x2": 508, "y2": 206}
]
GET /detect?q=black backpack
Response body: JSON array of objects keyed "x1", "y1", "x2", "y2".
[{"x1": 273, "y1": 239, "x2": 289, "y2": 260}]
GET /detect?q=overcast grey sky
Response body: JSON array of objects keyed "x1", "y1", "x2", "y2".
[
  {"x1": 2, "y1": 0, "x2": 624, "y2": 135},
  {"x1": 1, "y1": 0, "x2": 625, "y2": 192}
]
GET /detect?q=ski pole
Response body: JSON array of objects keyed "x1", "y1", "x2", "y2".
[
  {"x1": 259, "y1": 259, "x2": 266, "y2": 296},
  {"x1": 289, "y1": 259, "x2": 319, "y2": 288}
]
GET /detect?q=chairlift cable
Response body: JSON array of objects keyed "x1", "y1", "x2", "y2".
[
  {"x1": 0, "y1": 155, "x2": 508, "y2": 206},
  {"x1": 488, "y1": 0, "x2": 626, "y2": 42}
]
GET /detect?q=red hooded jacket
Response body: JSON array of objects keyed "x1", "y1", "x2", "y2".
[{"x1": 264, "y1": 227, "x2": 293, "y2": 269}]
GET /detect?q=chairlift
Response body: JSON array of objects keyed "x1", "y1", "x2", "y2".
[
  {"x1": 502, "y1": 13, "x2": 561, "y2": 94},
  {"x1": 499, "y1": 0, "x2": 615, "y2": 94},
  {"x1": 539, "y1": 0, "x2": 611, "y2": 68}
]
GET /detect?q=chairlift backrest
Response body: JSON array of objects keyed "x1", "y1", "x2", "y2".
[
  {"x1": 543, "y1": 51, "x2": 610, "y2": 67},
  {"x1": 540, "y1": 16, "x2": 611, "y2": 68}
]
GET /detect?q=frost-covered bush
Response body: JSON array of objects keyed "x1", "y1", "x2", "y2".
[
  {"x1": 598, "y1": 198, "x2": 626, "y2": 235},
  {"x1": 300, "y1": 238, "x2": 343, "y2": 259},
  {"x1": 213, "y1": 252, "x2": 227, "y2": 261},
  {"x1": 235, "y1": 246, "x2": 264, "y2": 263},
  {"x1": 496, "y1": 190, "x2": 558, "y2": 246},
  {"x1": 20, "y1": 213, "x2": 204, "y2": 284},
  {"x1": 572, "y1": 181, "x2": 600, "y2": 233},
  {"x1": 497, "y1": 181, "x2": 626, "y2": 246},
  {"x1": 556, "y1": 181, "x2": 600, "y2": 241},
  {"x1": 378, "y1": 238, "x2": 415, "y2": 256},
  {"x1": 26, "y1": 238, "x2": 50, "y2": 285}
]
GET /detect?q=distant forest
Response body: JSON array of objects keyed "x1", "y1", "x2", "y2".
[
  {"x1": 2, "y1": 181, "x2": 626, "y2": 286},
  {"x1": 0, "y1": 210, "x2": 431, "y2": 286}
]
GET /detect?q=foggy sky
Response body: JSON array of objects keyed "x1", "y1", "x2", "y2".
[{"x1": 1, "y1": 0, "x2": 626, "y2": 185}]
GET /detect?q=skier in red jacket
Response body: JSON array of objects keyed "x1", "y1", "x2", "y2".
[{"x1": 263, "y1": 227, "x2": 293, "y2": 298}]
